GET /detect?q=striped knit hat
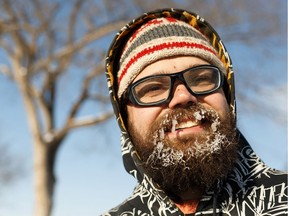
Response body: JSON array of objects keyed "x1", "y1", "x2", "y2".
[{"x1": 117, "y1": 17, "x2": 226, "y2": 99}]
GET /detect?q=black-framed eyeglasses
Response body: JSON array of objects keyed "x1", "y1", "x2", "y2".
[{"x1": 125, "y1": 65, "x2": 224, "y2": 107}]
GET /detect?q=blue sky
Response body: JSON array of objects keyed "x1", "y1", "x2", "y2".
[{"x1": 0, "y1": 2, "x2": 287, "y2": 216}]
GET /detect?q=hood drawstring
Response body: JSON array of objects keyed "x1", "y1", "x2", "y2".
[
  {"x1": 213, "y1": 179, "x2": 221, "y2": 216},
  {"x1": 213, "y1": 190, "x2": 217, "y2": 216}
]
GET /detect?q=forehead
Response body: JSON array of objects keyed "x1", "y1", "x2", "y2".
[{"x1": 133, "y1": 56, "x2": 210, "y2": 82}]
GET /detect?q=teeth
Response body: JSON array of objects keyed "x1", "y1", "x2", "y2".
[{"x1": 176, "y1": 121, "x2": 199, "y2": 130}]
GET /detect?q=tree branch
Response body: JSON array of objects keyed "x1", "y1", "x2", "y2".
[
  {"x1": 12, "y1": 61, "x2": 43, "y2": 142},
  {"x1": 31, "y1": 20, "x2": 127, "y2": 74},
  {"x1": 67, "y1": 0, "x2": 84, "y2": 45},
  {"x1": 67, "y1": 112, "x2": 114, "y2": 129},
  {"x1": 53, "y1": 111, "x2": 114, "y2": 148}
]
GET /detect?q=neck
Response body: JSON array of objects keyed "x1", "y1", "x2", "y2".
[
  {"x1": 172, "y1": 188, "x2": 203, "y2": 214},
  {"x1": 174, "y1": 199, "x2": 199, "y2": 214}
]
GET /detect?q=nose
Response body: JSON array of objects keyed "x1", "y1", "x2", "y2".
[{"x1": 168, "y1": 83, "x2": 198, "y2": 108}]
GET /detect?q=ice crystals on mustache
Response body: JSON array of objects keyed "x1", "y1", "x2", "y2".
[
  {"x1": 193, "y1": 110, "x2": 205, "y2": 121},
  {"x1": 171, "y1": 119, "x2": 178, "y2": 133},
  {"x1": 159, "y1": 108, "x2": 209, "y2": 134},
  {"x1": 151, "y1": 105, "x2": 223, "y2": 150}
]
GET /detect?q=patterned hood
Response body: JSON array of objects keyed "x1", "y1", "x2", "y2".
[
  {"x1": 105, "y1": 8, "x2": 235, "y2": 185},
  {"x1": 104, "y1": 8, "x2": 288, "y2": 215}
]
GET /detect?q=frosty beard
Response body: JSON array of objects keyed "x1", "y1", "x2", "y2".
[{"x1": 128, "y1": 104, "x2": 238, "y2": 198}]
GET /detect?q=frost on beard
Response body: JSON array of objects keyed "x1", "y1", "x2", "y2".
[
  {"x1": 148, "y1": 141, "x2": 187, "y2": 168},
  {"x1": 211, "y1": 115, "x2": 220, "y2": 132},
  {"x1": 150, "y1": 109, "x2": 228, "y2": 165},
  {"x1": 171, "y1": 119, "x2": 178, "y2": 133}
]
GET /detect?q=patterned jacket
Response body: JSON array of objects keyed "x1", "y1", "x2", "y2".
[
  {"x1": 104, "y1": 8, "x2": 288, "y2": 216},
  {"x1": 103, "y1": 133, "x2": 288, "y2": 216}
]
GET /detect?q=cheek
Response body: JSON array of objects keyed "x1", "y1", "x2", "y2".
[
  {"x1": 202, "y1": 91, "x2": 230, "y2": 117},
  {"x1": 127, "y1": 105, "x2": 162, "y2": 133}
]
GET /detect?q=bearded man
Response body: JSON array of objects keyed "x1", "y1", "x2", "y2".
[{"x1": 103, "y1": 8, "x2": 288, "y2": 215}]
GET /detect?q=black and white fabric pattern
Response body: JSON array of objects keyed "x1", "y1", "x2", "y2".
[{"x1": 102, "y1": 133, "x2": 288, "y2": 216}]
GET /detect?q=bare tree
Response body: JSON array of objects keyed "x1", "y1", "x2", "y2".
[{"x1": 0, "y1": 0, "x2": 128, "y2": 216}]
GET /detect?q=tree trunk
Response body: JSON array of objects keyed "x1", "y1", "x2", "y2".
[{"x1": 33, "y1": 139, "x2": 58, "y2": 216}]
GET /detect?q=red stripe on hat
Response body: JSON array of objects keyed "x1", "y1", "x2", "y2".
[{"x1": 118, "y1": 41, "x2": 218, "y2": 84}]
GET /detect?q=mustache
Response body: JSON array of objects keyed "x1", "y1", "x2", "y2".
[{"x1": 153, "y1": 104, "x2": 219, "y2": 134}]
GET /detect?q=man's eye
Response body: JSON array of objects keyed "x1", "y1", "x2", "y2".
[
  {"x1": 137, "y1": 84, "x2": 166, "y2": 98},
  {"x1": 194, "y1": 75, "x2": 213, "y2": 85}
]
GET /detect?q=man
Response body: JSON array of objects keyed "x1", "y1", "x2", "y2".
[{"x1": 104, "y1": 8, "x2": 288, "y2": 215}]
